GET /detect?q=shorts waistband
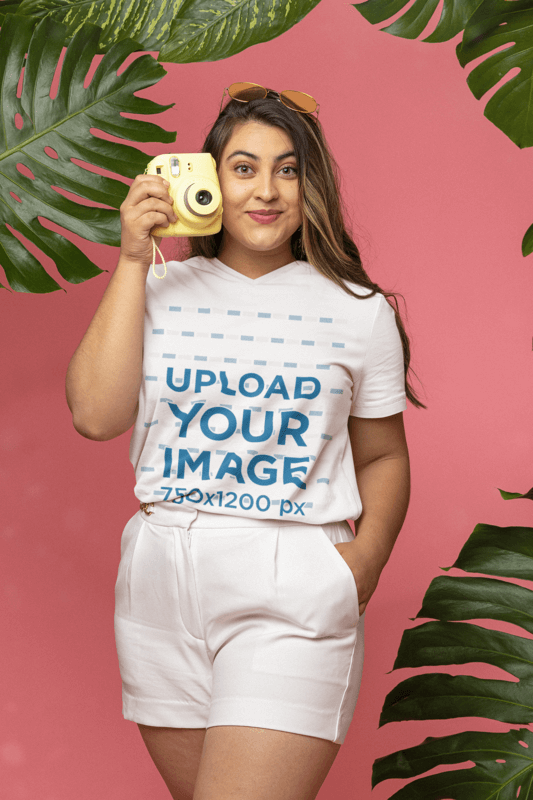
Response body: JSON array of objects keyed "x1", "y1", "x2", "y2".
[{"x1": 138, "y1": 501, "x2": 316, "y2": 529}]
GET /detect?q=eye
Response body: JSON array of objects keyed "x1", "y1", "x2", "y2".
[
  {"x1": 235, "y1": 163, "x2": 253, "y2": 174},
  {"x1": 279, "y1": 165, "x2": 298, "y2": 176}
]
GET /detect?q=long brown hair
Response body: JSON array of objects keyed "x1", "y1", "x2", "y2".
[{"x1": 184, "y1": 91, "x2": 426, "y2": 410}]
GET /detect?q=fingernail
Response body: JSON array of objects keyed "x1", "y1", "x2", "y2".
[{"x1": 163, "y1": 180, "x2": 170, "y2": 186}]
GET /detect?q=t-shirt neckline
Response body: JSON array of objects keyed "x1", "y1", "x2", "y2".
[{"x1": 209, "y1": 256, "x2": 300, "y2": 284}]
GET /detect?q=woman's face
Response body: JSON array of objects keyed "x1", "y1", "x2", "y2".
[{"x1": 216, "y1": 121, "x2": 303, "y2": 260}]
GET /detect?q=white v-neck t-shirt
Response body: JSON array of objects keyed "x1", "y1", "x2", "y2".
[{"x1": 128, "y1": 256, "x2": 407, "y2": 524}]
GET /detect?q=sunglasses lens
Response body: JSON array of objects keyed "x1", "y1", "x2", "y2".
[
  {"x1": 280, "y1": 90, "x2": 317, "y2": 114},
  {"x1": 228, "y1": 82, "x2": 267, "y2": 102}
]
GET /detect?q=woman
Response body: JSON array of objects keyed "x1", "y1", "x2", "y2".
[{"x1": 66, "y1": 84, "x2": 423, "y2": 800}]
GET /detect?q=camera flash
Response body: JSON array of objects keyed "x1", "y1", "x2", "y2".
[{"x1": 170, "y1": 157, "x2": 180, "y2": 177}]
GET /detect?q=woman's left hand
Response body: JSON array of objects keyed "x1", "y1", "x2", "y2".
[{"x1": 334, "y1": 538, "x2": 386, "y2": 617}]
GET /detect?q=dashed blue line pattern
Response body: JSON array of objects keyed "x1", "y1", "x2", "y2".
[
  {"x1": 134, "y1": 285, "x2": 384, "y2": 525},
  {"x1": 164, "y1": 307, "x2": 352, "y2": 327}
]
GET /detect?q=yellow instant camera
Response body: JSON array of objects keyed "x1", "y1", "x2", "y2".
[{"x1": 144, "y1": 153, "x2": 223, "y2": 237}]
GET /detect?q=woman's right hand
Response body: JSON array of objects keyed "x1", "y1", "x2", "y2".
[{"x1": 119, "y1": 174, "x2": 178, "y2": 269}]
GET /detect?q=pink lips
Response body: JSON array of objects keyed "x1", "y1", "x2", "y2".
[{"x1": 247, "y1": 211, "x2": 281, "y2": 224}]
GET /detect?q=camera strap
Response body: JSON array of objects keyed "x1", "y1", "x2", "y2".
[{"x1": 150, "y1": 235, "x2": 167, "y2": 279}]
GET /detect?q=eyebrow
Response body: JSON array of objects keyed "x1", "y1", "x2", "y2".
[{"x1": 226, "y1": 149, "x2": 296, "y2": 162}]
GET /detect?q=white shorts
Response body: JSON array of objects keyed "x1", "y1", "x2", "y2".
[{"x1": 114, "y1": 503, "x2": 364, "y2": 745}]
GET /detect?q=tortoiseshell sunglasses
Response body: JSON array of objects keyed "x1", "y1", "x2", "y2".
[{"x1": 219, "y1": 82, "x2": 319, "y2": 117}]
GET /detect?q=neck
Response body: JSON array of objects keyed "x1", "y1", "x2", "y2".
[{"x1": 216, "y1": 236, "x2": 295, "y2": 280}]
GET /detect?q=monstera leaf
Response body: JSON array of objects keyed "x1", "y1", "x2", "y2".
[
  {"x1": 0, "y1": 14, "x2": 176, "y2": 293},
  {"x1": 457, "y1": 0, "x2": 533, "y2": 149},
  {"x1": 373, "y1": 487, "x2": 533, "y2": 798},
  {"x1": 352, "y1": 0, "x2": 482, "y2": 42},
  {"x1": 159, "y1": 0, "x2": 323, "y2": 63},
  {"x1": 0, "y1": 0, "x2": 22, "y2": 22},
  {"x1": 352, "y1": 0, "x2": 533, "y2": 147},
  {"x1": 373, "y1": 728, "x2": 533, "y2": 799},
  {"x1": 456, "y1": 0, "x2": 533, "y2": 255},
  {"x1": 352, "y1": 0, "x2": 533, "y2": 256},
  {"x1": 13, "y1": 0, "x2": 322, "y2": 62},
  {"x1": 16, "y1": 0, "x2": 186, "y2": 54}
]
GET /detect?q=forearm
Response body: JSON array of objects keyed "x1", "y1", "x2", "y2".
[
  {"x1": 65, "y1": 257, "x2": 148, "y2": 441},
  {"x1": 351, "y1": 453, "x2": 411, "y2": 571}
]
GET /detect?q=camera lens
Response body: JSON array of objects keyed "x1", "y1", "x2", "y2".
[{"x1": 195, "y1": 190, "x2": 212, "y2": 206}]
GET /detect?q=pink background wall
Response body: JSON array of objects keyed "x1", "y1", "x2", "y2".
[{"x1": 2, "y1": 0, "x2": 533, "y2": 796}]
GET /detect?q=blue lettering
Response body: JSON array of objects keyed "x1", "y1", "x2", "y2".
[
  {"x1": 171, "y1": 487, "x2": 188, "y2": 504},
  {"x1": 163, "y1": 446, "x2": 172, "y2": 478},
  {"x1": 187, "y1": 489, "x2": 204, "y2": 504},
  {"x1": 280, "y1": 500, "x2": 293, "y2": 517},
  {"x1": 168, "y1": 402, "x2": 204, "y2": 436},
  {"x1": 265, "y1": 375, "x2": 289, "y2": 400},
  {"x1": 239, "y1": 493, "x2": 254, "y2": 510},
  {"x1": 239, "y1": 373, "x2": 265, "y2": 397},
  {"x1": 283, "y1": 457, "x2": 309, "y2": 489},
  {"x1": 247, "y1": 454, "x2": 277, "y2": 486},
  {"x1": 220, "y1": 371, "x2": 237, "y2": 396},
  {"x1": 177, "y1": 450, "x2": 210, "y2": 480},
  {"x1": 195, "y1": 369, "x2": 216, "y2": 393},
  {"x1": 278, "y1": 411, "x2": 309, "y2": 446},
  {"x1": 216, "y1": 453, "x2": 245, "y2": 483},
  {"x1": 256, "y1": 495, "x2": 271, "y2": 512},
  {"x1": 295, "y1": 376, "x2": 321, "y2": 400},
  {"x1": 200, "y1": 407, "x2": 237, "y2": 441},
  {"x1": 166, "y1": 367, "x2": 190, "y2": 392},
  {"x1": 242, "y1": 409, "x2": 273, "y2": 442}
]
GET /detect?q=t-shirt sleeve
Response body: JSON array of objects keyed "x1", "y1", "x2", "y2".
[{"x1": 350, "y1": 294, "x2": 407, "y2": 418}]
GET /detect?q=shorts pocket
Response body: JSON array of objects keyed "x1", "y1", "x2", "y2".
[
  {"x1": 317, "y1": 528, "x2": 360, "y2": 627},
  {"x1": 114, "y1": 513, "x2": 145, "y2": 619},
  {"x1": 273, "y1": 525, "x2": 359, "y2": 637}
]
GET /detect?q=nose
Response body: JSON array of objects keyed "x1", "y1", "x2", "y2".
[{"x1": 254, "y1": 169, "x2": 279, "y2": 202}]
